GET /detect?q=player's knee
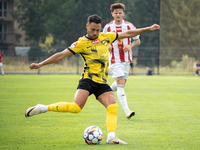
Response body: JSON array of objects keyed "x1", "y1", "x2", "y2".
[{"x1": 116, "y1": 77, "x2": 125, "y2": 85}]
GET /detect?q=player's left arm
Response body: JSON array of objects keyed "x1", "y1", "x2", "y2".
[
  {"x1": 123, "y1": 38, "x2": 141, "y2": 52},
  {"x1": 118, "y1": 24, "x2": 160, "y2": 39},
  {"x1": 30, "y1": 49, "x2": 73, "y2": 70}
]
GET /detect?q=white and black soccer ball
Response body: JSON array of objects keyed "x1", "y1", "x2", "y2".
[{"x1": 83, "y1": 126, "x2": 103, "y2": 145}]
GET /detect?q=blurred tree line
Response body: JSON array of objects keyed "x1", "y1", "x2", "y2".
[
  {"x1": 14, "y1": 0, "x2": 200, "y2": 67},
  {"x1": 160, "y1": 0, "x2": 200, "y2": 65},
  {"x1": 121, "y1": 0, "x2": 160, "y2": 67},
  {"x1": 14, "y1": 0, "x2": 159, "y2": 66},
  {"x1": 14, "y1": 0, "x2": 116, "y2": 45}
]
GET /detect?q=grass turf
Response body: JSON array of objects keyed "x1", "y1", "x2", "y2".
[{"x1": 0, "y1": 74, "x2": 199, "y2": 150}]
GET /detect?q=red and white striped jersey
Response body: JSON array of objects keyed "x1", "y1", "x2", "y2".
[
  {"x1": 0, "y1": 52, "x2": 4, "y2": 62},
  {"x1": 103, "y1": 20, "x2": 140, "y2": 65}
]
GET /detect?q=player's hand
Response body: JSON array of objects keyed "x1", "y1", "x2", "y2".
[
  {"x1": 30, "y1": 63, "x2": 41, "y2": 70},
  {"x1": 149, "y1": 24, "x2": 160, "y2": 31},
  {"x1": 123, "y1": 45, "x2": 131, "y2": 52}
]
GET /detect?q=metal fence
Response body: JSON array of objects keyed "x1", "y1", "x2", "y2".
[{"x1": 1, "y1": 46, "x2": 198, "y2": 75}]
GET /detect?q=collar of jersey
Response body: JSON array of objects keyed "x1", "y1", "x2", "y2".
[
  {"x1": 113, "y1": 20, "x2": 124, "y2": 26},
  {"x1": 85, "y1": 35, "x2": 99, "y2": 41}
]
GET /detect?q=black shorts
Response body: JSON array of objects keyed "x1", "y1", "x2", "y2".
[{"x1": 77, "y1": 78, "x2": 112, "y2": 99}]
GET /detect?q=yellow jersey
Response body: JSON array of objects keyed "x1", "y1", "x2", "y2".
[{"x1": 68, "y1": 32, "x2": 118, "y2": 84}]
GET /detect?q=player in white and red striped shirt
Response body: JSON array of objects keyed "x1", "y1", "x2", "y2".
[
  {"x1": 103, "y1": 3, "x2": 141, "y2": 119},
  {"x1": 0, "y1": 50, "x2": 5, "y2": 75}
]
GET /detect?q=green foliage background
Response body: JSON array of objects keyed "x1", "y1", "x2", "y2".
[{"x1": 13, "y1": 0, "x2": 200, "y2": 70}]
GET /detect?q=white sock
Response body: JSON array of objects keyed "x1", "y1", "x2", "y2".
[
  {"x1": 110, "y1": 81, "x2": 117, "y2": 92},
  {"x1": 107, "y1": 131, "x2": 115, "y2": 141},
  {"x1": 1, "y1": 67, "x2": 4, "y2": 75},
  {"x1": 117, "y1": 85, "x2": 130, "y2": 114},
  {"x1": 40, "y1": 105, "x2": 48, "y2": 112}
]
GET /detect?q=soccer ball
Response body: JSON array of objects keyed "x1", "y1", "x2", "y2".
[{"x1": 83, "y1": 126, "x2": 103, "y2": 145}]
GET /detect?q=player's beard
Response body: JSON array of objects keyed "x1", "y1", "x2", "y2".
[{"x1": 88, "y1": 34, "x2": 98, "y2": 40}]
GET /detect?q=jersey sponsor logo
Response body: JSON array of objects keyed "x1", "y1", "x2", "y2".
[
  {"x1": 116, "y1": 26, "x2": 122, "y2": 33},
  {"x1": 70, "y1": 42, "x2": 78, "y2": 48},
  {"x1": 91, "y1": 39, "x2": 100, "y2": 44}
]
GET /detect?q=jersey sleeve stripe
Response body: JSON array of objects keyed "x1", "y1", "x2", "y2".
[
  {"x1": 112, "y1": 33, "x2": 118, "y2": 43},
  {"x1": 68, "y1": 48, "x2": 76, "y2": 55}
]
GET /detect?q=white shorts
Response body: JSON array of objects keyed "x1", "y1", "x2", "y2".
[
  {"x1": 109, "y1": 62, "x2": 130, "y2": 79},
  {"x1": 0, "y1": 62, "x2": 3, "y2": 67}
]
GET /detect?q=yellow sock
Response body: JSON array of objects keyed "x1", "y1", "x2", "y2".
[
  {"x1": 48, "y1": 102, "x2": 81, "y2": 113},
  {"x1": 106, "y1": 103, "x2": 118, "y2": 133}
]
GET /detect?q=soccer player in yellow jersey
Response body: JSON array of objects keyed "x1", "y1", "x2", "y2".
[{"x1": 25, "y1": 14, "x2": 160, "y2": 144}]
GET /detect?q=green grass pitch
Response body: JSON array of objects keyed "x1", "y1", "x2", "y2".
[{"x1": 0, "y1": 74, "x2": 199, "y2": 150}]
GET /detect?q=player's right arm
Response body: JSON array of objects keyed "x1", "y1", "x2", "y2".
[{"x1": 30, "y1": 49, "x2": 73, "y2": 70}]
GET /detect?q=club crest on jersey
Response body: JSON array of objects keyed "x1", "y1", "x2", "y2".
[
  {"x1": 91, "y1": 39, "x2": 100, "y2": 44},
  {"x1": 117, "y1": 39, "x2": 123, "y2": 45},
  {"x1": 71, "y1": 42, "x2": 78, "y2": 48}
]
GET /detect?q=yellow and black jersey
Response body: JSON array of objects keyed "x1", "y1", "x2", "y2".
[{"x1": 68, "y1": 32, "x2": 118, "y2": 84}]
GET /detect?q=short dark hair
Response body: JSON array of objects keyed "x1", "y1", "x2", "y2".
[
  {"x1": 87, "y1": 14, "x2": 102, "y2": 24},
  {"x1": 110, "y1": 3, "x2": 125, "y2": 12}
]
